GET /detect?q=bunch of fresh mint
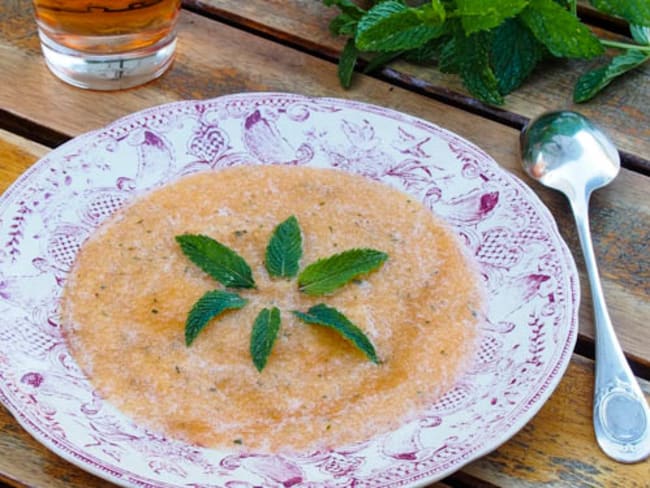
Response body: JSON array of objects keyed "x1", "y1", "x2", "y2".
[{"x1": 324, "y1": 0, "x2": 650, "y2": 104}]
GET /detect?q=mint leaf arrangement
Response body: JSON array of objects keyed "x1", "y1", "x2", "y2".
[
  {"x1": 176, "y1": 216, "x2": 387, "y2": 371},
  {"x1": 323, "y1": 0, "x2": 650, "y2": 104}
]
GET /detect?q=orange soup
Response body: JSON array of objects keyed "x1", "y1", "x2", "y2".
[{"x1": 61, "y1": 165, "x2": 484, "y2": 452}]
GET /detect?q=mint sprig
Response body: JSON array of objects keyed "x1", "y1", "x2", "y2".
[
  {"x1": 574, "y1": 24, "x2": 650, "y2": 102},
  {"x1": 298, "y1": 248, "x2": 388, "y2": 296},
  {"x1": 176, "y1": 217, "x2": 385, "y2": 371},
  {"x1": 453, "y1": 25, "x2": 504, "y2": 105},
  {"x1": 574, "y1": 49, "x2": 649, "y2": 102},
  {"x1": 355, "y1": 1, "x2": 445, "y2": 52},
  {"x1": 457, "y1": 0, "x2": 528, "y2": 35},
  {"x1": 176, "y1": 234, "x2": 255, "y2": 288},
  {"x1": 339, "y1": 39, "x2": 359, "y2": 87},
  {"x1": 491, "y1": 18, "x2": 544, "y2": 95},
  {"x1": 293, "y1": 304, "x2": 379, "y2": 364},
  {"x1": 250, "y1": 307, "x2": 281, "y2": 372},
  {"x1": 519, "y1": 0, "x2": 603, "y2": 58},
  {"x1": 631, "y1": 25, "x2": 650, "y2": 45},
  {"x1": 265, "y1": 215, "x2": 303, "y2": 278},
  {"x1": 185, "y1": 291, "x2": 247, "y2": 346},
  {"x1": 322, "y1": 0, "x2": 650, "y2": 104}
]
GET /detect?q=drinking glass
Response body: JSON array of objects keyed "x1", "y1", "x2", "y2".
[{"x1": 32, "y1": 0, "x2": 182, "y2": 90}]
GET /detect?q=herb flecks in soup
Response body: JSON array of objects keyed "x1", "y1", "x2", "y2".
[{"x1": 61, "y1": 166, "x2": 485, "y2": 453}]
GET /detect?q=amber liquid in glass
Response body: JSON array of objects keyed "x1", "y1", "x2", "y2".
[
  {"x1": 32, "y1": 0, "x2": 181, "y2": 89},
  {"x1": 33, "y1": 0, "x2": 181, "y2": 54}
]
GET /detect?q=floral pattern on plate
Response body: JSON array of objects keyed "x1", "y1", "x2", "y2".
[{"x1": 0, "y1": 93, "x2": 579, "y2": 487}]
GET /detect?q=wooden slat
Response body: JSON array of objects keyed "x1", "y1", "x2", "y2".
[
  {"x1": 1, "y1": 20, "x2": 649, "y2": 487},
  {"x1": 0, "y1": 131, "x2": 48, "y2": 194},
  {"x1": 0, "y1": 405, "x2": 116, "y2": 488},
  {"x1": 2, "y1": 3, "x2": 649, "y2": 488},
  {"x1": 1, "y1": 6, "x2": 648, "y2": 365},
  {"x1": 184, "y1": 0, "x2": 650, "y2": 170}
]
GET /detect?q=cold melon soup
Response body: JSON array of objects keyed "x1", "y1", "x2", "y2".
[{"x1": 60, "y1": 165, "x2": 485, "y2": 453}]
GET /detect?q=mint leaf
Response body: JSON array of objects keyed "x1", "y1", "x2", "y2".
[
  {"x1": 457, "y1": 0, "x2": 529, "y2": 35},
  {"x1": 176, "y1": 234, "x2": 255, "y2": 289},
  {"x1": 326, "y1": 0, "x2": 365, "y2": 37},
  {"x1": 324, "y1": 0, "x2": 365, "y2": 18},
  {"x1": 185, "y1": 290, "x2": 247, "y2": 346},
  {"x1": 403, "y1": 37, "x2": 446, "y2": 64},
  {"x1": 589, "y1": 0, "x2": 650, "y2": 27},
  {"x1": 339, "y1": 39, "x2": 359, "y2": 88},
  {"x1": 574, "y1": 49, "x2": 649, "y2": 102},
  {"x1": 520, "y1": 0, "x2": 604, "y2": 58},
  {"x1": 265, "y1": 215, "x2": 303, "y2": 278},
  {"x1": 554, "y1": 0, "x2": 574, "y2": 8},
  {"x1": 364, "y1": 50, "x2": 404, "y2": 73},
  {"x1": 293, "y1": 304, "x2": 379, "y2": 364},
  {"x1": 631, "y1": 25, "x2": 650, "y2": 45},
  {"x1": 420, "y1": 1, "x2": 446, "y2": 26},
  {"x1": 454, "y1": 27, "x2": 504, "y2": 105},
  {"x1": 329, "y1": 13, "x2": 361, "y2": 36},
  {"x1": 438, "y1": 37, "x2": 460, "y2": 73},
  {"x1": 491, "y1": 18, "x2": 544, "y2": 94},
  {"x1": 356, "y1": 1, "x2": 444, "y2": 52},
  {"x1": 250, "y1": 307, "x2": 281, "y2": 372},
  {"x1": 298, "y1": 248, "x2": 388, "y2": 296}
]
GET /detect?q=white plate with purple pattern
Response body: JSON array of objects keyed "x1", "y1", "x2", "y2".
[{"x1": 0, "y1": 93, "x2": 579, "y2": 487}]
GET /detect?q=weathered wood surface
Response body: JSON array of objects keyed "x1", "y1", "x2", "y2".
[
  {"x1": 1, "y1": 5, "x2": 648, "y2": 364},
  {"x1": 1, "y1": 2, "x2": 650, "y2": 486},
  {"x1": 184, "y1": 0, "x2": 650, "y2": 169}
]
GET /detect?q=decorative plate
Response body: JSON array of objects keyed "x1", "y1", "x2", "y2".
[{"x1": 0, "y1": 93, "x2": 579, "y2": 487}]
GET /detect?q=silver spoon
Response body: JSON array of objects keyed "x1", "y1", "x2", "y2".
[{"x1": 520, "y1": 111, "x2": 649, "y2": 463}]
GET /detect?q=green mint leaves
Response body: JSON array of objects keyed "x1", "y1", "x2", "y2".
[
  {"x1": 176, "y1": 234, "x2": 255, "y2": 288},
  {"x1": 185, "y1": 291, "x2": 248, "y2": 346},
  {"x1": 574, "y1": 49, "x2": 649, "y2": 102},
  {"x1": 519, "y1": 0, "x2": 603, "y2": 58},
  {"x1": 177, "y1": 216, "x2": 386, "y2": 371},
  {"x1": 355, "y1": 1, "x2": 445, "y2": 52},
  {"x1": 298, "y1": 249, "x2": 388, "y2": 296},
  {"x1": 573, "y1": 22, "x2": 650, "y2": 102},
  {"x1": 453, "y1": 27, "x2": 504, "y2": 106},
  {"x1": 631, "y1": 25, "x2": 650, "y2": 45},
  {"x1": 457, "y1": 0, "x2": 528, "y2": 35},
  {"x1": 490, "y1": 18, "x2": 544, "y2": 95},
  {"x1": 322, "y1": 0, "x2": 650, "y2": 104},
  {"x1": 265, "y1": 215, "x2": 303, "y2": 278},
  {"x1": 293, "y1": 304, "x2": 379, "y2": 364},
  {"x1": 250, "y1": 307, "x2": 281, "y2": 372},
  {"x1": 339, "y1": 39, "x2": 359, "y2": 88}
]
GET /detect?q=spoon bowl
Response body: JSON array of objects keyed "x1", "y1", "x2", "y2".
[
  {"x1": 521, "y1": 111, "x2": 620, "y2": 197},
  {"x1": 521, "y1": 110, "x2": 649, "y2": 464}
]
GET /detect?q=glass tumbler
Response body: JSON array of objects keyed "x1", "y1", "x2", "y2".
[{"x1": 32, "y1": 0, "x2": 182, "y2": 90}]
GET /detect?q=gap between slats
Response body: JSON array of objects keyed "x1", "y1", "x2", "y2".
[{"x1": 0, "y1": 109, "x2": 68, "y2": 148}]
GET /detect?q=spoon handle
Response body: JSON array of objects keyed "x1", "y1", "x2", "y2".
[{"x1": 570, "y1": 194, "x2": 650, "y2": 463}]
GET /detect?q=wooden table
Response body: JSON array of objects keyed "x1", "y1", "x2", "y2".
[{"x1": 0, "y1": 1, "x2": 648, "y2": 486}]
